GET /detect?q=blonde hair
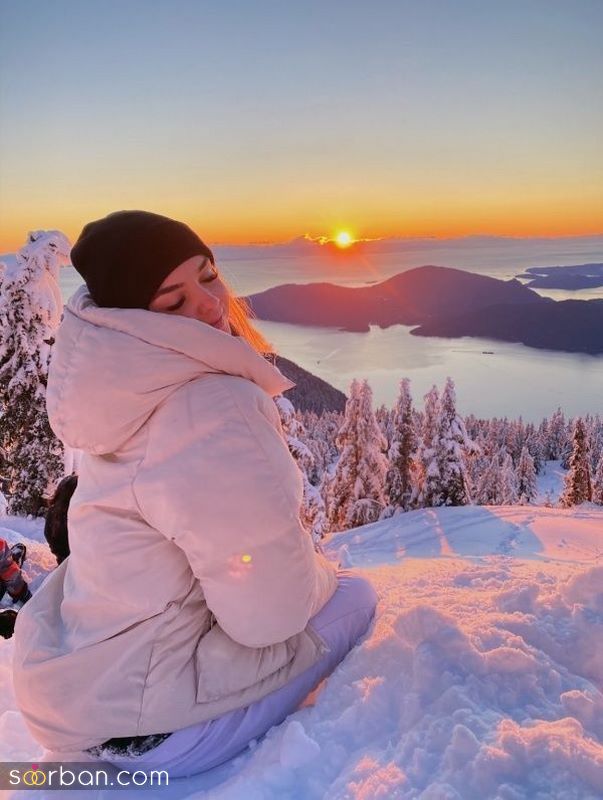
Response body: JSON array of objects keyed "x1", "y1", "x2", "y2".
[{"x1": 221, "y1": 275, "x2": 275, "y2": 356}]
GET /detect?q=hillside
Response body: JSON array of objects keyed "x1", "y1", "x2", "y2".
[
  {"x1": 2, "y1": 500, "x2": 603, "y2": 799},
  {"x1": 275, "y1": 356, "x2": 347, "y2": 413}
]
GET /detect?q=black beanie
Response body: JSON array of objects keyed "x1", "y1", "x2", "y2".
[{"x1": 70, "y1": 210, "x2": 215, "y2": 309}]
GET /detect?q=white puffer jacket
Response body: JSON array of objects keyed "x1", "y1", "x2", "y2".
[{"x1": 12, "y1": 286, "x2": 338, "y2": 753}]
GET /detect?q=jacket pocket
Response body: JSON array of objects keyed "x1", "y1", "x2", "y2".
[{"x1": 195, "y1": 623, "x2": 296, "y2": 703}]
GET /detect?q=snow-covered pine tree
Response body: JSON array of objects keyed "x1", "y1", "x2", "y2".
[
  {"x1": 435, "y1": 377, "x2": 474, "y2": 506},
  {"x1": 411, "y1": 385, "x2": 441, "y2": 507},
  {"x1": 499, "y1": 450, "x2": 518, "y2": 504},
  {"x1": 375, "y1": 403, "x2": 393, "y2": 450},
  {"x1": 592, "y1": 453, "x2": 603, "y2": 505},
  {"x1": 548, "y1": 408, "x2": 569, "y2": 463},
  {"x1": 516, "y1": 445, "x2": 537, "y2": 505},
  {"x1": 586, "y1": 413, "x2": 603, "y2": 475},
  {"x1": 560, "y1": 417, "x2": 592, "y2": 507},
  {"x1": 325, "y1": 379, "x2": 388, "y2": 530},
  {"x1": 382, "y1": 378, "x2": 416, "y2": 517},
  {"x1": 274, "y1": 395, "x2": 327, "y2": 543},
  {"x1": 474, "y1": 453, "x2": 501, "y2": 504},
  {"x1": 465, "y1": 430, "x2": 488, "y2": 500},
  {"x1": 0, "y1": 230, "x2": 70, "y2": 516},
  {"x1": 524, "y1": 422, "x2": 544, "y2": 474}
]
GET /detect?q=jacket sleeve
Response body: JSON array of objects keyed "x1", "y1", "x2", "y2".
[{"x1": 132, "y1": 375, "x2": 338, "y2": 648}]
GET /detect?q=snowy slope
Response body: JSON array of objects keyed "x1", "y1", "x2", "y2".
[{"x1": 3, "y1": 504, "x2": 603, "y2": 799}]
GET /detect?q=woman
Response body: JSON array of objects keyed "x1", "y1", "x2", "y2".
[{"x1": 12, "y1": 211, "x2": 378, "y2": 777}]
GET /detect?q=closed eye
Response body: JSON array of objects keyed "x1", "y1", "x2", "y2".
[{"x1": 166, "y1": 263, "x2": 219, "y2": 311}]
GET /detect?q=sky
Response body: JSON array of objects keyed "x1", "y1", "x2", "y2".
[{"x1": 1, "y1": 0, "x2": 602, "y2": 250}]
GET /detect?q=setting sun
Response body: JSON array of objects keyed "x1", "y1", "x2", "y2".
[{"x1": 335, "y1": 231, "x2": 353, "y2": 248}]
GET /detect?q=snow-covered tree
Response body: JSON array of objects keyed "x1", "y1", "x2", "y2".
[
  {"x1": 560, "y1": 417, "x2": 592, "y2": 507},
  {"x1": 474, "y1": 453, "x2": 501, "y2": 505},
  {"x1": 275, "y1": 395, "x2": 327, "y2": 543},
  {"x1": 325, "y1": 379, "x2": 388, "y2": 530},
  {"x1": 547, "y1": 408, "x2": 568, "y2": 461},
  {"x1": 516, "y1": 445, "x2": 537, "y2": 505},
  {"x1": 435, "y1": 377, "x2": 474, "y2": 506},
  {"x1": 0, "y1": 230, "x2": 70, "y2": 516},
  {"x1": 592, "y1": 453, "x2": 603, "y2": 505},
  {"x1": 524, "y1": 423, "x2": 544, "y2": 474},
  {"x1": 382, "y1": 378, "x2": 416, "y2": 517},
  {"x1": 411, "y1": 385, "x2": 441, "y2": 507},
  {"x1": 499, "y1": 451, "x2": 518, "y2": 505}
]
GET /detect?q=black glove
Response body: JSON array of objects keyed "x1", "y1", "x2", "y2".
[{"x1": 0, "y1": 609, "x2": 18, "y2": 640}]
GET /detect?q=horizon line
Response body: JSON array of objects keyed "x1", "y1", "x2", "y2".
[{"x1": 1, "y1": 230, "x2": 603, "y2": 257}]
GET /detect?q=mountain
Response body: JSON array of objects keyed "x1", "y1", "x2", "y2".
[
  {"x1": 412, "y1": 298, "x2": 603, "y2": 354},
  {"x1": 275, "y1": 356, "x2": 346, "y2": 413},
  {"x1": 246, "y1": 265, "x2": 603, "y2": 355},
  {"x1": 3, "y1": 503, "x2": 603, "y2": 798},
  {"x1": 245, "y1": 265, "x2": 546, "y2": 333}
]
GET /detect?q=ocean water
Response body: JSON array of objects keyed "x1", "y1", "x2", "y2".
[{"x1": 57, "y1": 236, "x2": 603, "y2": 422}]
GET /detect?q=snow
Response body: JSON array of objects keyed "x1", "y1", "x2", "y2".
[
  {"x1": 536, "y1": 459, "x2": 566, "y2": 504},
  {"x1": 3, "y1": 504, "x2": 603, "y2": 798}
]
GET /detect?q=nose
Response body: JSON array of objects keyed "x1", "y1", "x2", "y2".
[{"x1": 193, "y1": 283, "x2": 222, "y2": 317}]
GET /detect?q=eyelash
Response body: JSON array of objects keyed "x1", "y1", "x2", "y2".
[{"x1": 167, "y1": 266, "x2": 219, "y2": 311}]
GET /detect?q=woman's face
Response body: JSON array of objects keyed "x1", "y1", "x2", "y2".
[{"x1": 148, "y1": 255, "x2": 231, "y2": 333}]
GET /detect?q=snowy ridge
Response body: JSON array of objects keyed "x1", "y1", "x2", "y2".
[{"x1": 3, "y1": 504, "x2": 603, "y2": 798}]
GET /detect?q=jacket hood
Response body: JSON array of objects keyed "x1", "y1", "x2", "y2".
[{"x1": 47, "y1": 285, "x2": 295, "y2": 455}]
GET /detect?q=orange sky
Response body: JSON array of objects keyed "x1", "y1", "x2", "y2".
[
  {"x1": 1, "y1": 191, "x2": 602, "y2": 254},
  {"x1": 1, "y1": 2, "x2": 602, "y2": 253}
]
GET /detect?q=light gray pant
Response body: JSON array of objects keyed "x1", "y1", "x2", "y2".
[{"x1": 103, "y1": 571, "x2": 378, "y2": 778}]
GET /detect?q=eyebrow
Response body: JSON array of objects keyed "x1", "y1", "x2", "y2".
[{"x1": 153, "y1": 257, "x2": 210, "y2": 299}]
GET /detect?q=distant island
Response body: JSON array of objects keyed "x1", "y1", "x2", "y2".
[
  {"x1": 516, "y1": 263, "x2": 603, "y2": 290},
  {"x1": 246, "y1": 265, "x2": 546, "y2": 333},
  {"x1": 245, "y1": 265, "x2": 603, "y2": 356}
]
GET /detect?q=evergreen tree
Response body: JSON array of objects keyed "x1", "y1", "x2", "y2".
[
  {"x1": 524, "y1": 423, "x2": 544, "y2": 474},
  {"x1": 274, "y1": 395, "x2": 327, "y2": 542},
  {"x1": 499, "y1": 450, "x2": 518, "y2": 504},
  {"x1": 412, "y1": 385, "x2": 441, "y2": 507},
  {"x1": 436, "y1": 377, "x2": 473, "y2": 506},
  {"x1": 548, "y1": 408, "x2": 568, "y2": 461},
  {"x1": 474, "y1": 453, "x2": 501, "y2": 504},
  {"x1": 0, "y1": 230, "x2": 70, "y2": 516},
  {"x1": 382, "y1": 378, "x2": 416, "y2": 517},
  {"x1": 325, "y1": 379, "x2": 388, "y2": 530},
  {"x1": 560, "y1": 417, "x2": 592, "y2": 507},
  {"x1": 516, "y1": 445, "x2": 537, "y2": 505},
  {"x1": 592, "y1": 453, "x2": 603, "y2": 505}
]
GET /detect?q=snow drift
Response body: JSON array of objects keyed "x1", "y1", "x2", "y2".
[{"x1": 2, "y1": 504, "x2": 603, "y2": 799}]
